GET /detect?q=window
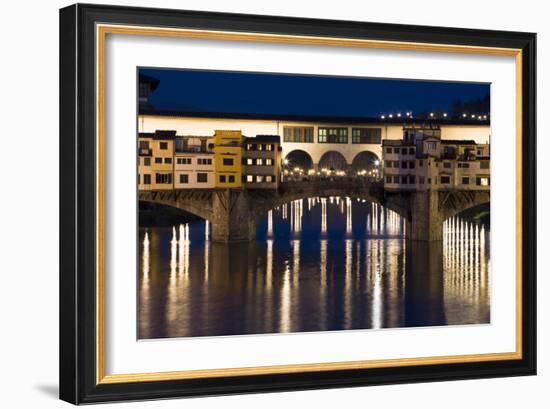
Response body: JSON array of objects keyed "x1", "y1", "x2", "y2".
[
  {"x1": 139, "y1": 140, "x2": 149, "y2": 149},
  {"x1": 419, "y1": 176, "x2": 425, "y2": 184},
  {"x1": 265, "y1": 158, "x2": 273, "y2": 166},
  {"x1": 393, "y1": 161, "x2": 400, "y2": 168},
  {"x1": 219, "y1": 175, "x2": 226, "y2": 183},
  {"x1": 198, "y1": 158, "x2": 212, "y2": 165},
  {"x1": 409, "y1": 161, "x2": 415, "y2": 169},
  {"x1": 443, "y1": 162, "x2": 451, "y2": 168},
  {"x1": 462, "y1": 177, "x2": 470, "y2": 185},
  {"x1": 256, "y1": 175, "x2": 264, "y2": 183},
  {"x1": 246, "y1": 175, "x2": 254, "y2": 182},
  {"x1": 458, "y1": 162, "x2": 470, "y2": 168},
  {"x1": 265, "y1": 175, "x2": 273, "y2": 182},
  {"x1": 177, "y1": 158, "x2": 191, "y2": 165},
  {"x1": 256, "y1": 158, "x2": 263, "y2": 166},
  {"x1": 155, "y1": 173, "x2": 172, "y2": 184},
  {"x1": 401, "y1": 161, "x2": 408, "y2": 169},
  {"x1": 351, "y1": 128, "x2": 382, "y2": 144},
  {"x1": 228, "y1": 175, "x2": 235, "y2": 183},
  {"x1": 159, "y1": 142, "x2": 168, "y2": 150},
  {"x1": 154, "y1": 157, "x2": 162, "y2": 164},
  {"x1": 401, "y1": 175, "x2": 408, "y2": 184},
  {"x1": 179, "y1": 174, "x2": 189, "y2": 184},
  {"x1": 257, "y1": 144, "x2": 263, "y2": 151},
  {"x1": 440, "y1": 176, "x2": 451, "y2": 184},
  {"x1": 246, "y1": 144, "x2": 255, "y2": 151},
  {"x1": 266, "y1": 144, "x2": 273, "y2": 151},
  {"x1": 476, "y1": 176, "x2": 490, "y2": 186},
  {"x1": 409, "y1": 175, "x2": 416, "y2": 184},
  {"x1": 223, "y1": 158, "x2": 234, "y2": 166},
  {"x1": 384, "y1": 160, "x2": 392, "y2": 168},
  {"x1": 401, "y1": 148, "x2": 408, "y2": 155},
  {"x1": 393, "y1": 176, "x2": 400, "y2": 184},
  {"x1": 143, "y1": 157, "x2": 151, "y2": 166},
  {"x1": 138, "y1": 174, "x2": 140, "y2": 184},
  {"x1": 409, "y1": 147, "x2": 415, "y2": 155},
  {"x1": 385, "y1": 175, "x2": 392, "y2": 183},
  {"x1": 143, "y1": 174, "x2": 151, "y2": 185},
  {"x1": 283, "y1": 127, "x2": 314, "y2": 143},
  {"x1": 318, "y1": 127, "x2": 348, "y2": 143},
  {"x1": 164, "y1": 158, "x2": 172, "y2": 164},
  {"x1": 419, "y1": 159, "x2": 423, "y2": 167},
  {"x1": 480, "y1": 161, "x2": 490, "y2": 169},
  {"x1": 246, "y1": 158, "x2": 253, "y2": 165},
  {"x1": 427, "y1": 142, "x2": 437, "y2": 150},
  {"x1": 385, "y1": 147, "x2": 392, "y2": 154},
  {"x1": 197, "y1": 173, "x2": 208, "y2": 183}
]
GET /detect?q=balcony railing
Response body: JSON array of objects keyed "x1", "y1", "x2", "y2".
[{"x1": 138, "y1": 148, "x2": 152, "y2": 156}]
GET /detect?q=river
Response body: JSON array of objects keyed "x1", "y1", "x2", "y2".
[{"x1": 138, "y1": 198, "x2": 490, "y2": 339}]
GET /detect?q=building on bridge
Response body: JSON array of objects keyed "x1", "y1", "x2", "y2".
[
  {"x1": 174, "y1": 135, "x2": 215, "y2": 188},
  {"x1": 138, "y1": 111, "x2": 490, "y2": 177},
  {"x1": 138, "y1": 130, "x2": 175, "y2": 191},
  {"x1": 382, "y1": 124, "x2": 490, "y2": 191},
  {"x1": 213, "y1": 130, "x2": 243, "y2": 188},
  {"x1": 244, "y1": 135, "x2": 282, "y2": 189}
]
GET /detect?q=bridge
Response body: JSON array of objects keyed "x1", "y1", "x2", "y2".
[{"x1": 138, "y1": 180, "x2": 489, "y2": 242}]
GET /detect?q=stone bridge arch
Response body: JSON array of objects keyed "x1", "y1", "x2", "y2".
[
  {"x1": 248, "y1": 180, "x2": 410, "y2": 221},
  {"x1": 138, "y1": 190, "x2": 214, "y2": 221},
  {"x1": 439, "y1": 190, "x2": 490, "y2": 221}
]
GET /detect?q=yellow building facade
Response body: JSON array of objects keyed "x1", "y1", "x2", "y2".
[{"x1": 213, "y1": 130, "x2": 244, "y2": 188}]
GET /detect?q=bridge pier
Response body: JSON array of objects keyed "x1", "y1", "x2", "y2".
[
  {"x1": 406, "y1": 190, "x2": 443, "y2": 241},
  {"x1": 211, "y1": 190, "x2": 256, "y2": 243}
]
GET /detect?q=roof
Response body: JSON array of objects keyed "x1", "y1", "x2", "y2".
[
  {"x1": 441, "y1": 140, "x2": 477, "y2": 145},
  {"x1": 138, "y1": 108, "x2": 490, "y2": 126},
  {"x1": 138, "y1": 130, "x2": 177, "y2": 140},
  {"x1": 138, "y1": 73, "x2": 160, "y2": 91},
  {"x1": 245, "y1": 135, "x2": 281, "y2": 143}
]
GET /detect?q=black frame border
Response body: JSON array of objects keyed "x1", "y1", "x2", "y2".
[{"x1": 59, "y1": 3, "x2": 536, "y2": 404}]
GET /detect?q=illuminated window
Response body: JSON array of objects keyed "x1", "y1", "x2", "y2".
[
  {"x1": 256, "y1": 158, "x2": 263, "y2": 165},
  {"x1": 246, "y1": 175, "x2": 254, "y2": 182},
  {"x1": 247, "y1": 158, "x2": 253, "y2": 165},
  {"x1": 256, "y1": 175, "x2": 264, "y2": 183},
  {"x1": 265, "y1": 175, "x2": 273, "y2": 182},
  {"x1": 265, "y1": 158, "x2": 273, "y2": 166},
  {"x1": 476, "y1": 177, "x2": 490, "y2": 186}
]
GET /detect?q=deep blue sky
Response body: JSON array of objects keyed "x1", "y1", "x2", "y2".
[{"x1": 140, "y1": 68, "x2": 489, "y2": 118}]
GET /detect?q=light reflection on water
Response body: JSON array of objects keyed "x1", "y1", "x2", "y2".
[{"x1": 139, "y1": 198, "x2": 490, "y2": 339}]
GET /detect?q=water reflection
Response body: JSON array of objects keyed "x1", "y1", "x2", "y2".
[{"x1": 139, "y1": 198, "x2": 490, "y2": 339}]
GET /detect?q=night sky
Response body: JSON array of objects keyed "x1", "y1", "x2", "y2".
[{"x1": 140, "y1": 68, "x2": 490, "y2": 118}]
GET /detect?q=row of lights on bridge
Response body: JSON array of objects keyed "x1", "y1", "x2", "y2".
[{"x1": 379, "y1": 112, "x2": 488, "y2": 120}]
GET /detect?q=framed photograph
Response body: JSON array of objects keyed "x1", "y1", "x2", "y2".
[{"x1": 59, "y1": 3, "x2": 536, "y2": 404}]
